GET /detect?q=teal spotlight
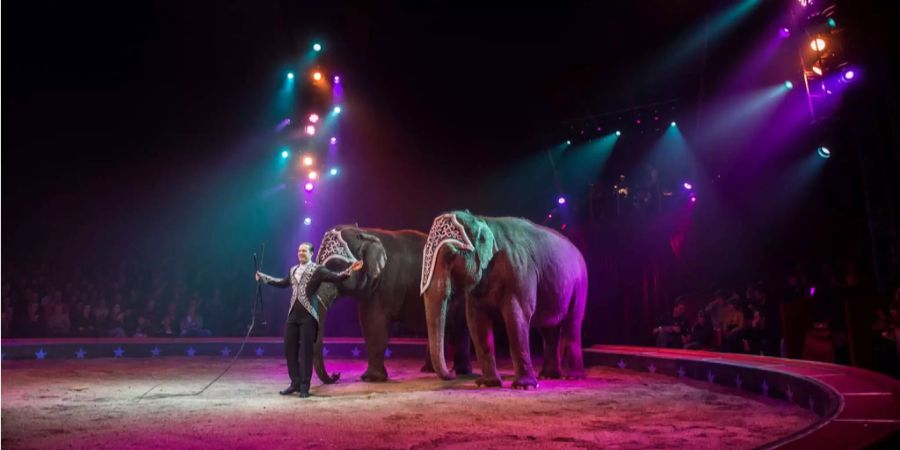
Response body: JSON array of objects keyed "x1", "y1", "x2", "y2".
[
  {"x1": 817, "y1": 146, "x2": 831, "y2": 159},
  {"x1": 333, "y1": 106, "x2": 342, "y2": 114},
  {"x1": 566, "y1": 140, "x2": 572, "y2": 145},
  {"x1": 670, "y1": 121, "x2": 677, "y2": 127},
  {"x1": 281, "y1": 150, "x2": 290, "y2": 159},
  {"x1": 287, "y1": 72, "x2": 295, "y2": 80},
  {"x1": 827, "y1": 18, "x2": 836, "y2": 28},
  {"x1": 313, "y1": 43, "x2": 322, "y2": 52},
  {"x1": 330, "y1": 168, "x2": 339, "y2": 176},
  {"x1": 784, "y1": 80, "x2": 794, "y2": 89},
  {"x1": 615, "y1": 131, "x2": 622, "y2": 136}
]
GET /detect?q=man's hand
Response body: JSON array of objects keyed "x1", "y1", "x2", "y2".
[
  {"x1": 255, "y1": 271, "x2": 262, "y2": 282},
  {"x1": 350, "y1": 261, "x2": 364, "y2": 272}
]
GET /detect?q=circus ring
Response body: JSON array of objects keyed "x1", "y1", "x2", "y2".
[{"x1": 2, "y1": 338, "x2": 898, "y2": 449}]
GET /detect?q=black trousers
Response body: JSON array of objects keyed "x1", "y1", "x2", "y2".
[{"x1": 284, "y1": 305, "x2": 318, "y2": 391}]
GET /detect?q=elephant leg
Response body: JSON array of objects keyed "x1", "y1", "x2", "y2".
[
  {"x1": 561, "y1": 301, "x2": 586, "y2": 379},
  {"x1": 452, "y1": 322, "x2": 473, "y2": 375},
  {"x1": 502, "y1": 299, "x2": 538, "y2": 389},
  {"x1": 421, "y1": 347, "x2": 435, "y2": 373},
  {"x1": 539, "y1": 326, "x2": 562, "y2": 379},
  {"x1": 467, "y1": 299, "x2": 501, "y2": 387},
  {"x1": 359, "y1": 304, "x2": 389, "y2": 382}
]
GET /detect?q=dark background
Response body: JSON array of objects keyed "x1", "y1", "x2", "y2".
[{"x1": 4, "y1": 1, "x2": 899, "y2": 343}]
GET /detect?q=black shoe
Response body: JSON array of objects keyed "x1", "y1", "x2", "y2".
[
  {"x1": 298, "y1": 391, "x2": 312, "y2": 398},
  {"x1": 279, "y1": 385, "x2": 300, "y2": 395}
]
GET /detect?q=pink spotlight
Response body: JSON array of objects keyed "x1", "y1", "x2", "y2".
[
  {"x1": 690, "y1": 196, "x2": 697, "y2": 203},
  {"x1": 683, "y1": 182, "x2": 693, "y2": 190},
  {"x1": 330, "y1": 137, "x2": 337, "y2": 144},
  {"x1": 557, "y1": 197, "x2": 566, "y2": 205},
  {"x1": 305, "y1": 125, "x2": 316, "y2": 135},
  {"x1": 308, "y1": 114, "x2": 320, "y2": 123},
  {"x1": 304, "y1": 182, "x2": 314, "y2": 192},
  {"x1": 779, "y1": 27, "x2": 790, "y2": 38}
]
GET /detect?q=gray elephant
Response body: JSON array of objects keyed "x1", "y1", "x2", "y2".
[
  {"x1": 312, "y1": 225, "x2": 471, "y2": 383},
  {"x1": 420, "y1": 211, "x2": 588, "y2": 389}
]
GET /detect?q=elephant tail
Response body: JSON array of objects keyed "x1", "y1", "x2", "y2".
[
  {"x1": 314, "y1": 341, "x2": 341, "y2": 384},
  {"x1": 314, "y1": 308, "x2": 341, "y2": 384}
]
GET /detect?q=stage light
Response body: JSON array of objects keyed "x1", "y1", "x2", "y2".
[
  {"x1": 334, "y1": 75, "x2": 341, "y2": 84},
  {"x1": 308, "y1": 171, "x2": 318, "y2": 180},
  {"x1": 304, "y1": 182, "x2": 315, "y2": 192},
  {"x1": 330, "y1": 137, "x2": 337, "y2": 144},
  {"x1": 333, "y1": 106, "x2": 342, "y2": 114},
  {"x1": 827, "y1": 18, "x2": 836, "y2": 28},
  {"x1": 309, "y1": 113, "x2": 320, "y2": 123},
  {"x1": 840, "y1": 68, "x2": 856, "y2": 83},
  {"x1": 304, "y1": 217, "x2": 312, "y2": 225},
  {"x1": 784, "y1": 80, "x2": 794, "y2": 89},
  {"x1": 306, "y1": 125, "x2": 316, "y2": 135},
  {"x1": 281, "y1": 150, "x2": 290, "y2": 159},
  {"x1": 683, "y1": 182, "x2": 693, "y2": 190},
  {"x1": 313, "y1": 71, "x2": 323, "y2": 81},
  {"x1": 313, "y1": 43, "x2": 322, "y2": 52},
  {"x1": 566, "y1": 140, "x2": 572, "y2": 145},
  {"x1": 558, "y1": 196, "x2": 566, "y2": 205},
  {"x1": 812, "y1": 66, "x2": 823, "y2": 76},
  {"x1": 810, "y1": 38, "x2": 826, "y2": 52},
  {"x1": 287, "y1": 72, "x2": 295, "y2": 80},
  {"x1": 615, "y1": 131, "x2": 621, "y2": 136},
  {"x1": 817, "y1": 146, "x2": 831, "y2": 158},
  {"x1": 330, "y1": 168, "x2": 339, "y2": 176},
  {"x1": 690, "y1": 196, "x2": 697, "y2": 203},
  {"x1": 303, "y1": 156, "x2": 314, "y2": 166},
  {"x1": 779, "y1": 27, "x2": 790, "y2": 38},
  {"x1": 670, "y1": 121, "x2": 677, "y2": 127}
]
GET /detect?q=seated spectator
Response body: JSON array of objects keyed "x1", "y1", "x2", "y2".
[
  {"x1": 653, "y1": 299, "x2": 688, "y2": 348},
  {"x1": 157, "y1": 315, "x2": 177, "y2": 337},
  {"x1": 132, "y1": 315, "x2": 150, "y2": 338},
  {"x1": 73, "y1": 303, "x2": 97, "y2": 337},
  {"x1": 179, "y1": 304, "x2": 211, "y2": 337},
  {"x1": 106, "y1": 304, "x2": 127, "y2": 338},
  {"x1": 46, "y1": 303, "x2": 71, "y2": 337},
  {"x1": 741, "y1": 308, "x2": 767, "y2": 355},
  {"x1": 721, "y1": 296, "x2": 752, "y2": 353},
  {"x1": 747, "y1": 283, "x2": 782, "y2": 356},
  {"x1": 16, "y1": 301, "x2": 46, "y2": 338},
  {"x1": 704, "y1": 289, "x2": 730, "y2": 333},
  {"x1": 684, "y1": 310, "x2": 714, "y2": 350}
]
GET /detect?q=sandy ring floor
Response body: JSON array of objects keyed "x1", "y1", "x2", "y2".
[{"x1": 1, "y1": 357, "x2": 818, "y2": 449}]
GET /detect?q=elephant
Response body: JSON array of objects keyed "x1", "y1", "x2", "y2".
[
  {"x1": 420, "y1": 210, "x2": 588, "y2": 389},
  {"x1": 312, "y1": 225, "x2": 472, "y2": 383}
]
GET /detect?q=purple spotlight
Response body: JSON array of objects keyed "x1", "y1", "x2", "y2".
[
  {"x1": 334, "y1": 75, "x2": 341, "y2": 84},
  {"x1": 683, "y1": 182, "x2": 693, "y2": 190},
  {"x1": 304, "y1": 182, "x2": 314, "y2": 192},
  {"x1": 840, "y1": 68, "x2": 856, "y2": 83},
  {"x1": 557, "y1": 196, "x2": 566, "y2": 205},
  {"x1": 330, "y1": 137, "x2": 337, "y2": 145},
  {"x1": 779, "y1": 27, "x2": 790, "y2": 38},
  {"x1": 690, "y1": 196, "x2": 697, "y2": 203}
]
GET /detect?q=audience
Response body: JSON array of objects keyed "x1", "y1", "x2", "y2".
[{"x1": 653, "y1": 299, "x2": 688, "y2": 348}]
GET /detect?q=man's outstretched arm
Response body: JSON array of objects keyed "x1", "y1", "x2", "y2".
[{"x1": 256, "y1": 270, "x2": 292, "y2": 288}]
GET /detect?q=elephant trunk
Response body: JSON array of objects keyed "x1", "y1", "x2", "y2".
[
  {"x1": 314, "y1": 285, "x2": 341, "y2": 384},
  {"x1": 424, "y1": 281, "x2": 455, "y2": 380}
]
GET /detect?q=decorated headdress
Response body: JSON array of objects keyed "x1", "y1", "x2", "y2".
[
  {"x1": 317, "y1": 228, "x2": 358, "y2": 265},
  {"x1": 420, "y1": 213, "x2": 474, "y2": 294}
]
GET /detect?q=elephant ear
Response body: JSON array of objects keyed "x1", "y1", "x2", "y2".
[
  {"x1": 359, "y1": 232, "x2": 387, "y2": 280},
  {"x1": 472, "y1": 220, "x2": 497, "y2": 281}
]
